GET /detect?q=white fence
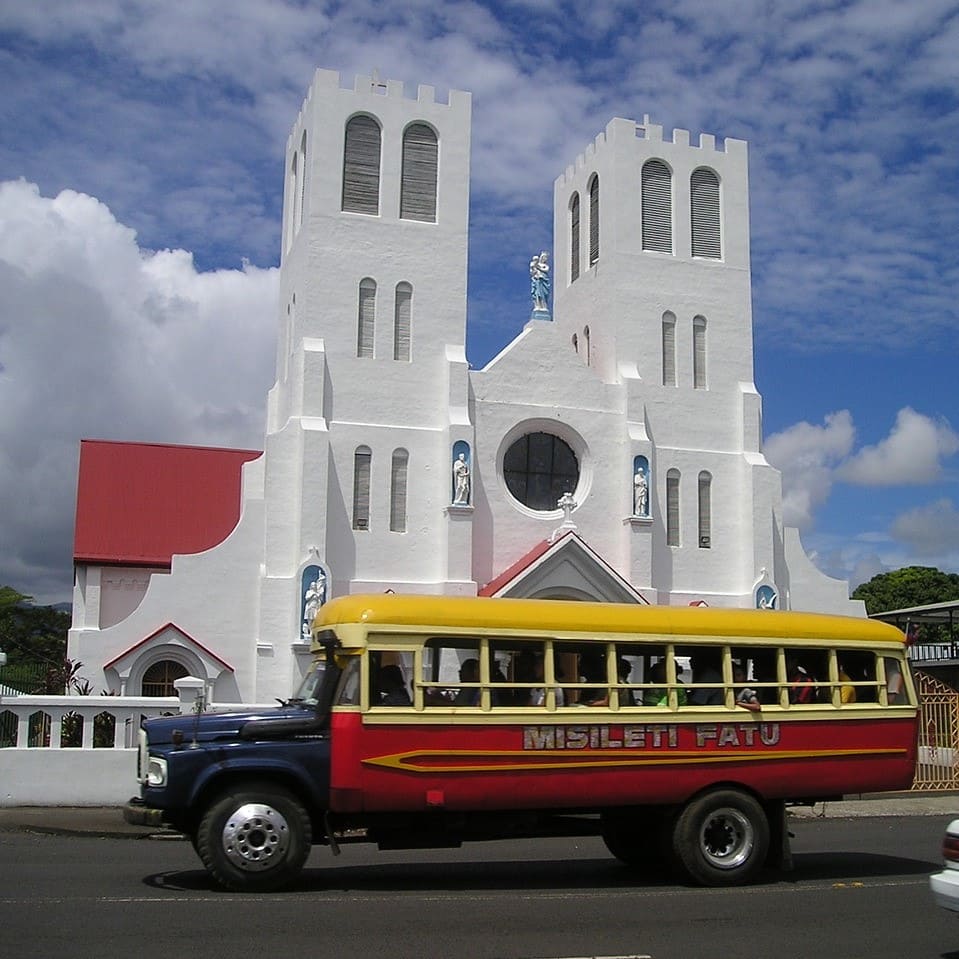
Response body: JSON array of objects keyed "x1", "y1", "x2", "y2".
[{"x1": 0, "y1": 682, "x2": 269, "y2": 807}]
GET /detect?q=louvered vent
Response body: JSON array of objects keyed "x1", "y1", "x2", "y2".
[
  {"x1": 357, "y1": 279, "x2": 376, "y2": 358},
  {"x1": 390, "y1": 449, "x2": 409, "y2": 532},
  {"x1": 588, "y1": 176, "x2": 599, "y2": 266},
  {"x1": 342, "y1": 116, "x2": 381, "y2": 215},
  {"x1": 393, "y1": 283, "x2": 412, "y2": 361},
  {"x1": 570, "y1": 193, "x2": 580, "y2": 282},
  {"x1": 691, "y1": 168, "x2": 721, "y2": 258},
  {"x1": 642, "y1": 160, "x2": 672, "y2": 253},
  {"x1": 352, "y1": 447, "x2": 372, "y2": 530},
  {"x1": 400, "y1": 124, "x2": 438, "y2": 222},
  {"x1": 662, "y1": 313, "x2": 676, "y2": 387}
]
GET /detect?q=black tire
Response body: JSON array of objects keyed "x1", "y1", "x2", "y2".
[
  {"x1": 196, "y1": 782, "x2": 312, "y2": 892},
  {"x1": 670, "y1": 789, "x2": 769, "y2": 887},
  {"x1": 600, "y1": 808, "x2": 665, "y2": 871}
]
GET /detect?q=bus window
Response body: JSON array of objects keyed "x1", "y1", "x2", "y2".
[
  {"x1": 553, "y1": 641, "x2": 609, "y2": 706},
  {"x1": 784, "y1": 648, "x2": 828, "y2": 705},
  {"x1": 490, "y1": 639, "x2": 554, "y2": 707},
  {"x1": 730, "y1": 647, "x2": 777, "y2": 708},
  {"x1": 615, "y1": 642, "x2": 669, "y2": 707},
  {"x1": 884, "y1": 655, "x2": 910, "y2": 705},
  {"x1": 679, "y1": 646, "x2": 725, "y2": 706},
  {"x1": 835, "y1": 649, "x2": 877, "y2": 704},
  {"x1": 369, "y1": 651, "x2": 413, "y2": 707},
  {"x1": 422, "y1": 638, "x2": 480, "y2": 706},
  {"x1": 335, "y1": 656, "x2": 361, "y2": 706}
]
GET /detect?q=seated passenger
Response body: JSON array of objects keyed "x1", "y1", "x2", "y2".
[
  {"x1": 689, "y1": 653, "x2": 724, "y2": 706},
  {"x1": 838, "y1": 660, "x2": 857, "y2": 704},
  {"x1": 733, "y1": 664, "x2": 761, "y2": 712},
  {"x1": 786, "y1": 655, "x2": 817, "y2": 704},
  {"x1": 376, "y1": 664, "x2": 411, "y2": 706},
  {"x1": 642, "y1": 661, "x2": 687, "y2": 707},
  {"x1": 454, "y1": 658, "x2": 480, "y2": 706}
]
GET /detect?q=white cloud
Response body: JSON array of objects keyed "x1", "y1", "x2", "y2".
[
  {"x1": 0, "y1": 180, "x2": 277, "y2": 603},
  {"x1": 838, "y1": 408, "x2": 959, "y2": 486},
  {"x1": 763, "y1": 410, "x2": 855, "y2": 529},
  {"x1": 890, "y1": 498, "x2": 959, "y2": 559}
]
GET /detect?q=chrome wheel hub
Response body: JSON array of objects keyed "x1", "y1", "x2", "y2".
[
  {"x1": 221, "y1": 802, "x2": 290, "y2": 871},
  {"x1": 699, "y1": 807, "x2": 753, "y2": 869}
]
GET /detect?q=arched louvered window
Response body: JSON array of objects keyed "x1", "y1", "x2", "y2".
[
  {"x1": 390, "y1": 449, "x2": 409, "y2": 532},
  {"x1": 662, "y1": 312, "x2": 676, "y2": 387},
  {"x1": 342, "y1": 115, "x2": 381, "y2": 215},
  {"x1": 698, "y1": 471, "x2": 712, "y2": 549},
  {"x1": 691, "y1": 168, "x2": 721, "y2": 258},
  {"x1": 666, "y1": 469, "x2": 681, "y2": 547},
  {"x1": 297, "y1": 130, "x2": 307, "y2": 231},
  {"x1": 352, "y1": 446, "x2": 372, "y2": 530},
  {"x1": 569, "y1": 192, "x2": 580, "y2": 282},
  {"x1": 588, "y1": 175, "x2": 599, "y2": 266},
  {"x1": 393, "y1": 282, "x2": 412, "y2": 361},
  {"x1": 357, "y1": 278, "x2": 376, "y2": 358},
  {"x1": 642, "y1": 160, "x2": 672, "y2": 253},
  {"x1": 400, "y1": 123, "x2": 438, "y2": 222},
  {"x1": 693, "y1": 315, "x2": 707, "y2": 389},
  {"x1": 583, "y1": 325, "x2": 591, "y2": 366}
]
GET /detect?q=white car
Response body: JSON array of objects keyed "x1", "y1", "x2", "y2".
[{"x1": 930, "y1": 819, "x2": 959, "y2": 913}]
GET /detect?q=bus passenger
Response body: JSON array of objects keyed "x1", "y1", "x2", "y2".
[
  {"x1": 642, "y1": 661, "x2": 687, "y2": 707},
  {"x1": 733, "y1": 664, "x2": 761, "y2": 712},
  {"x1": 689, "y1": 653, "x2": 723, "y2": 705},
  {"x1": 376, "y1": 665, "x2": 412, "y2": 706},
  {"x1": 454, "y1": 659, "x2": 480, "y2": 705},
  {"x1": 838, "y1": 660, "x2": 857, "y2": 704},
  {"x1": 787, "y1": 655, "x2": 816, "y2": 704}
]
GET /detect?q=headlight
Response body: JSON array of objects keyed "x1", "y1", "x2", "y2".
[{"x1": 146, "y1": 757, "x2": 168, "y2": 787}]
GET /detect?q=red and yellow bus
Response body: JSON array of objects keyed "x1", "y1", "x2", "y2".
[{"x1": 127, "y1": 593, "x2": 918, "y2": 891}]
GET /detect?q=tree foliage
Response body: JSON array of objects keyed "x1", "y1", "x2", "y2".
[
  {"x1": 0, "y1": 584, "x2": 71, "y2": 693},
  {"x1": 852, "y1": 566, "x2": 959, "y2": 616}
]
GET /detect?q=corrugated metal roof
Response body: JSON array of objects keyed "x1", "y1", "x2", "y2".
[{"x1": 74, "y1": 439, "x2": 262, "y2": 566}]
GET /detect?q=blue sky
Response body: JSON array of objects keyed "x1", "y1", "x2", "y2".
[{"x1": 0, "y1": 0, "x2": 957, "y2": 604}]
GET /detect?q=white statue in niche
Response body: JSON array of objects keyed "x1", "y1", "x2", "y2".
[
  {"x1": 302, "y1": 570, "x2": 326, "y2": 637},
  {"x1": 529, "y1": 251, "x2": 550, "y2": 314},
  {"x1": 452, "y1": 452, "x2": 470, "y2": 505},
  {"x1": 633, "y1": 466, "x2": 648, "y2": 516}
]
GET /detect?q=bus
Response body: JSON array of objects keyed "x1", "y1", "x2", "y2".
[{"x1": 125, "y1": 594, "x2": 919, "y2": 891}]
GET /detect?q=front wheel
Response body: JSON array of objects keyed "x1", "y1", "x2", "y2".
[
  {"x1": 196, "y1": 783, "x2": 312, "y2": 892},
  {"x1": 670, "y1": 788, "x2": 769, "y2": 887}
]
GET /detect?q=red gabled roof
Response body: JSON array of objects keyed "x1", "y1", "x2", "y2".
[
  {"x1": 74, "y1": 439, "x2": 262, "y2": 566},
  {"x1": 478, "y1": 536, "x2": 557, "y2": 596}
]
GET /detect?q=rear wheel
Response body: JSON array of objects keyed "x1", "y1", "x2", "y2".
[
  {"x1": 670, "y1": 788, "x2": 768, "y2": 887},
  {"x1": 196, "y1": 782, "x2": 312, "y2": 892}
]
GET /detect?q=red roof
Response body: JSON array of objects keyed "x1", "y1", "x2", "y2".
[
  {"x1": 74, "y1": 439, "x2": 262, "y2": 566},
  {"x1": 478, "y1": 537, "x2": 555, "y2": 596}
]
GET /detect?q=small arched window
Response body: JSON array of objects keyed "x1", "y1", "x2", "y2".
[
  {"x1": 583, "y1": 325, "x2": 591, "y2": 366},
  {"x1": 572, "y1": 333, "x2": 578, "y2": 353},
  {"x1": 142, "y1": 660, "x2": 188, "y2": 697},
  {"x1": 691, "y1": 168, "x2": 721, "y2": 258},
  {"x1": 400, "y1": 123, "x2": 438, "y2": 222},
  {"x1": 588, "y1": 175, "x2": 600, "y2": 266},
  {"x1": 698, "y1": 471, "x2": 712, "y2": 548},
  {"x1": 352, "y1": 446, "x2": 372, "y2": 530},
  {"x1": 693, "y1": 315, "x2": 707, "y2": 389},
  {"x1": 297, "y1": 130, "x2": 308, "y2": 231},
  {"x1": 642, "y1": 159, "x2": 672, "y2": 253},
  {"x1": 357, "y1": 278, "x2": 376, "y2": 358},
  {"x1": 342, "y1": 115, "x2": 381, "y2": 215},
  {"x1": 286, "y1": 151, "x2": 298, "y2": 251},
  {"x1": 393, "y1": 282, "x2": 412, "y2": 361},
  {"x1": 390, "y1": 449, "x2": 409, "y2": 532},
  {"x1": 569, "y1": 192, "x2": 580, "y2": 282},
  {"x1": 666, "y1": 469, "x2": 681, "y2": 547},
  {"x1": 662, "y1": 311, "x2": 676, "y2": 387}
]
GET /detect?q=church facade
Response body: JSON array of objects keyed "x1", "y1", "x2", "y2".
[{"x1": 68, "y1": 69, "x2": 861, "y2": 705}]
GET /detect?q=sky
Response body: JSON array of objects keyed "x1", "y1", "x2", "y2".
[{"x1": 0, "y1": 0, "x2": 957, "y2": 606}]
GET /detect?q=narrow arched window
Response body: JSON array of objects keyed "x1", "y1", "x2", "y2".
[
  {"x1": 666, "y1": 469, "x2": 681, "y2": 547},
  {"x1": 572, "y1": 333, "x2": 578, "y2": 353},
  {"x1": 393, "y1": 282, "x2": 412, "y2": 361},
  {"x1": 693, "y1": 315, "x2": 707, "y2": 389},
  {"x1": 357, "y1": 278, "x2": 376, "y2": 358},
  {"x1": 352, "y1": 446, "x2": 372, "y2": 530},
  {"x1": 698, "y1": 471, "x2": 712, "y2": 549},
  {"x1": 390, "y1": 449, "x2": 409, "y2": 532},
  {"x1": 286, "y1": 151, "x2": 298, "y2": 251},
  {"x1": 662, "y1": 312, "x2": 676, "y2": 387},
  {"x1": 642, "y1": 160, "x2": 672, "y2": 253},
  {"x1": 583, "y1": 325, "x2": 591, "y2": 366},
  {"x1": 691, "y1": 168, "x2": 721, "y2": 258},
  {"x1": 400, "y1": 123, "x2": 438, "y2": 222},
  {"x1": 342, "y1": 115, "x2": 381, "y2": 215},
  {"x1": 588, "y1": 175, "x2": 600, "y2": 266},
  {"x1": 569, "y1": 192, "x2": 580, "y2": 282},
  {"x1": 297, "y1": 130, "x2": 308, "y2": 232}
]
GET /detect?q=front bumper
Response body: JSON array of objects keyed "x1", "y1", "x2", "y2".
[
  {"x1": 123, "y1": 797, "x2": 168, "y2": 828},
  {"x1": 930, "y1": 867, "x2": 959, "y2": 913}
]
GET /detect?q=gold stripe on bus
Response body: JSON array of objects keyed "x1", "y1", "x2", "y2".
[{"x1": 361, "y1": 747, "x2": 908, "y2": 774}]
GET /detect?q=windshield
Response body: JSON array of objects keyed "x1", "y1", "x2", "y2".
[{"x1": 291, "y1": 660, "x2": 327, "y2": 706}]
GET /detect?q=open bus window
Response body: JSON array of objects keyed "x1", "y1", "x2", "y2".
[
  {"x1": 676, "y1": 645, "x2": 726, "y2": 706},
  {"x1": 884, "y1": 655, "x2": 910, "y2": 705},
  {"x1": 369, "y1": 651, "x2": 414, "y2": 707},
  {"x1": 615, "y1": 643, "x2": 672, "y2": 707},
  {"x1": 730, "y1": 647, "x2": 777, "y2": 707},
  {"x1": 422, "y1": 638, "x2": 481, "y2": 706},
  {"x1": 551, "y1": 641, "x2": 610, "y2": 706},
  {"x1": 489, "y1": 639, "x2": 558, "y2": 707},
  {"x1": 334, "y1": 657, "x2": 360, "y2": 706},
  {"x1": 834, "y1": 649, "x2": 877, "y2": 705},
  {"x1": 784, "y1": 648, "x2": 829, "y2": 705}
]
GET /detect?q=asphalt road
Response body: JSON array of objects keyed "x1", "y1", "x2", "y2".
[{"x1": 1, "y1": 815, "x2": 958, "y2": 959}]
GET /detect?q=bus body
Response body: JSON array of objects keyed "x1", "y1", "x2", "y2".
[{"x1": 125, "y1": 594, "x2": 918, "y2": 891}]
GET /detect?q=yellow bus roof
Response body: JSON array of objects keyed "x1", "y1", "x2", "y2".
[{"x1": 315, "y1": 594, "x2": 907, "y2": 646}]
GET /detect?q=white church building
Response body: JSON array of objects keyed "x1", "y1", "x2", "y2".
[{"x1": 68, "y1": 68, "x2": 861, "y2": 705}]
